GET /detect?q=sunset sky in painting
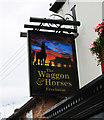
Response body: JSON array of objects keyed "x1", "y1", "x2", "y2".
[{"x1": 29, "y1": 32, "x2": 73, "y2": 66}]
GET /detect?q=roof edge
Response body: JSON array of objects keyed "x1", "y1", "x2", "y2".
[
  {"x1": 49, "y1": 0, "x2": 67, "y2": 13},
  {"x1": 7, "y1": 97, "x2": 40, "y2": 120}
]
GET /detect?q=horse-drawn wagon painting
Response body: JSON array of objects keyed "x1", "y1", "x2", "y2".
[{"x1": 29, "y1": 31, "x2": 74, "y2": 68}]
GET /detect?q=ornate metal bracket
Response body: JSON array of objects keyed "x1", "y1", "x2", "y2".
[{"x1": 20, "y1": 5, "x2": 80, "y2": 38}]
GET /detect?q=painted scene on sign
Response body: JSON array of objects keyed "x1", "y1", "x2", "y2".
[{"x1": 30, "y1": 32, "x2": 74, "y2": 68}]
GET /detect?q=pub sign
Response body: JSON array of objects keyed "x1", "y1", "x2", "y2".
[{"x1": 28, "y1": 30, "x2": 79, "y2": 97}]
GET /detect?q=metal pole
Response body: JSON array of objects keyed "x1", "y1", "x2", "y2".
[{"x1": 30, "y1": 17, "x2": 80, "y2": 26}]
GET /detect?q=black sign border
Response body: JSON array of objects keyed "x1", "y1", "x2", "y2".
[{"x1": 28, "y1": 30, "x2": 79, "y2": 97}]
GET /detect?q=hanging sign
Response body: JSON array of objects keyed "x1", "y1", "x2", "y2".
[{"x1": 28, "y1": 30, "x2": 79, "y2": 97}]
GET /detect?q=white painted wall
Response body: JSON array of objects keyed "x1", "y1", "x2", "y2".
[{"x1": 57, "y1": 0, "x2": 103, "y2": 87}]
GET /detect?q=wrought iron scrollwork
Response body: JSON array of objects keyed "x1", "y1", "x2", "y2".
[{"x1": 21, "y1": 5, "x2": 80, "y2": 37}]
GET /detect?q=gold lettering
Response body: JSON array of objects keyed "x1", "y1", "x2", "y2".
[
  {"x1": 36, "y1": 78, "x2": 44, "y2": 86},
  {"x1": 60, "y1": 82, "x2": 66, "y2": 86},
  {"x1": 38, "y1": 71, "x2": 46, "y2": 77},
  {"x1": 55, "y1": 74, "x2": 60, "y2": 80},
  {"x1": 46, "y1": 73, "x2": 50, "y2": 78},
  {"x1": 69, "y1": 83, "x2": 72, "y2": 86},
  {"x1": 65, "y1": 74, "x2": 70, "y2": 79},
  {"x1": 46, "y1": 87, "x2": 66, "y2": 92},
  {"x1": 51, "y1": 73, "x2": 56, "y2": 80},
  {"x1": 60, "y1": 74, "x2": 64, "y2": 79},
  {"x1": 56, "y1": 81, "x2": 60, "y2": 86},
  {"x1": 52, "y1": 81, "x2": 56, "y2": 86},
  {"x1": 45, "y1": 79, "x2": 51, "y2": 86},
  {"x1": 46, "y1": 69, "x2": 54, "y2": 72},
  {"x1": 60, "y1": 82, "x2": 72, "y2": 86}
]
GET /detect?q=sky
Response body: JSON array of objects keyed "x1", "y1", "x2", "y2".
[{"x1": 0, "y1": 0, "x2": 55, "y2": 119}]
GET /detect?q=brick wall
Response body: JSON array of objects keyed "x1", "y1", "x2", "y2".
[{"x1": 32, "y1": 97, "x2": 60, "y2": 119}]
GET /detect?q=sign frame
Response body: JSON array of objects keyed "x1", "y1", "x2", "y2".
[{"x1": 28, "y1": 30, "x2": 79, "y2": 97}]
